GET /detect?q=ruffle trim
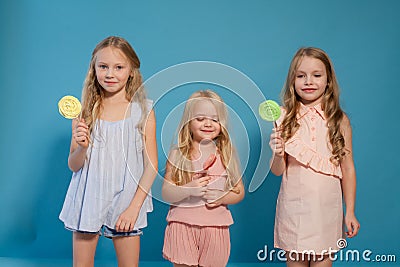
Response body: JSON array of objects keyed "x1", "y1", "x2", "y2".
[{"x1": 285, "y1": 137, "x2": 342, "y2": 179}]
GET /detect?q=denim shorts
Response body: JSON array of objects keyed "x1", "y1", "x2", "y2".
[{"x1": 66, "y1": 225, "x2": 143, "y2": 239}]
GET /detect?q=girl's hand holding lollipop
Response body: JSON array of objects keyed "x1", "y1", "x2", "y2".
[
  {"x1": 58, "y1": 95, "x2": 89, "y2": 147},
  {"x1": 259, "y1": 100, "x2": 284, "y2": 157}
]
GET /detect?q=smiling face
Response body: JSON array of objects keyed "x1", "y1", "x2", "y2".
[
  {"x1": 294, "y1": 56, "x2": 328, "y2": 106},
  {"x1": 95, "y1": 46, "x2": 132, "y2": 96},
  {"x1": 189, "y1": 99, "x2": 221, "y2": 144}
]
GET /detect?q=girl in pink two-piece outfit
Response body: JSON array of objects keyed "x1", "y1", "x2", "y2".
[
  {"x1": 270, "y1": 47, "x2": 360, "y2": 267},
  {"x1": 162, "y1": 90, "x2": 244, "y2": 267}
]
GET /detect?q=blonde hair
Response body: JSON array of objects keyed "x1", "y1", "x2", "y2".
[
  {"x1": 280, "y1": 47, "x2": 346, "y2": 165},
  {"x1": 170, "y1": 90, "x2": 242, "y2": 190},
  {"x1": 81, "y1": 36, "x2": 147, "y2": 135}
]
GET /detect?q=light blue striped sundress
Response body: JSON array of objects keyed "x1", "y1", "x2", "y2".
[{"x1": 59, "y1": 100, "x2": 153, "y2": 232}]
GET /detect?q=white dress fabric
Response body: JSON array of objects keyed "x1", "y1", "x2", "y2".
[{"x1": 59, "y1": 100, "x2": 153, "y2": 232}]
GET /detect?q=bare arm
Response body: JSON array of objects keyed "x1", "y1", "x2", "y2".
[
  {"x1": 269, "y1": 128, "x2": 286, "y2": 176},
  {"x1": 116, "y1": 110, "x2": 158, "y2": 231},
  {"x1": 162, "y1": 150, "x2": 210, "y2": 204},
  {"x1": 340, "y1": 115, "x2": 360, "y2": 238},
  {"x1": 204, "y1": 179, "x2": 245, "y2": 208},
  {"x1": 68, "y1": 118, "x2": 90, "y2": 172}
]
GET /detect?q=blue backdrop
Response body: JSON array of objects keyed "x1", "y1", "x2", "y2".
[{"x1": 1, "y1": 0, "x2": 399, "y2": 265}]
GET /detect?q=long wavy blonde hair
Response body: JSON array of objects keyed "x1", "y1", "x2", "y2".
[
  {"x1": 280, "y1": 47, "x2": 346, "y2": 165},
  {"x1": 169, "y1": 90, "x2": 242, "y2": 190},
  {"x1": 80, "y1": 36, "x2": 147, "y2": 135}
]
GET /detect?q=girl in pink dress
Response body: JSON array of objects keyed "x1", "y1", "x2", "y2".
[
  {"x1": 270, "y1": 47, "x2": 360, "y2": 267},
  {"x1": 162, "y1": 90, "x2": 245, "y2": 267}
]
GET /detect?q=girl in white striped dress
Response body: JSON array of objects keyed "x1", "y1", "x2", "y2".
[{"x1": 59, "y1": 36, "x2": 158, "y2": 267}]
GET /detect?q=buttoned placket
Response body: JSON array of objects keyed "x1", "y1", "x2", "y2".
[{"x1": 309, "y1": 107, "x2": 317, "y2": 150}]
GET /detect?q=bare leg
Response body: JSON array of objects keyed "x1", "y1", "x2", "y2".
[
  {"x1": 311, "y1": 255, "x2": 332, "y2": 267},
  {"x1": 173, "y1": 264, "x2": 198, "y2": 267},
  {"x1": 113, "y1": 236, "x2": 140, "y2": 267},
  {"x1": 286, "y1": 252, "x2": 310, "y2": 267},
  {"x1": 73, "y1": 232, "x2": 99, "y2": 267}
]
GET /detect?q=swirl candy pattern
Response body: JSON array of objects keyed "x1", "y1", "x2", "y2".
[
  {"x1": 259, "y1": 100, "x2": 281, "y2": 122},
  {"x1": 58, "y1": 95, "x2": 82, "y2": 119}
]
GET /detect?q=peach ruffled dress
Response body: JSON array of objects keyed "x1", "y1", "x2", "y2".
[{"x1": 274, "y1": 103, "x2": 344, "y2": 254}]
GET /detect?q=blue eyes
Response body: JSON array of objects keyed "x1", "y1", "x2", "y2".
[
  {"x1": 296, "y1": 74, "x2": 322, "y2": 78},
  {"x1": 97, "y1": 65, "x2": 125, "y2": 70}
]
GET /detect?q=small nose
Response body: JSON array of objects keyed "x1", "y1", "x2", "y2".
[
  {"x1": 304, "y1": 75, "x2": 312, "y2": 85},
  {"x1": 204, "y1": 118, "x2": 212, "y2": 126},
  {"x1": 106, "y1": 68, "x2": 114, "y2": 78}
]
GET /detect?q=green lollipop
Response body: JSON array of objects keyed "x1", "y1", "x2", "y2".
[{"x1": 259, "y1": 100, "x2": 281, "y2": 126}]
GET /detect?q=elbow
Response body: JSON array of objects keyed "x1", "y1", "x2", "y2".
[
  {"x1": 68, "y1": 159, "x2": 80, "y2": 173},
  {"x1": 161, "y1": 182, "x2": 170, "y2": 201},
  {"x1": 161, "y1": 191, "x2": 169, "y2": 203},
  {"x1": 162, "y1": 182, "x2": 184, "y2": 204},
  {"x1": 271, "y1": 170, "x2": 284, "y2": 177},
  {"x1": 228, "y1": 184, "x2": 245, "y2": 204},
  {"x1": 68, "y1": 159, "x2": 79, "y2": 172},
  {"x1": 271, "y1": 166, "x2": 284, "y2": 177},
  {"x1": 161, "y1": 185, "x2": 172, "y2": 203},
  {"x1": 68, "y1": 166, "x2": 81, "y2": 173},
  {"x1": 237, "y1": 190, "x2": 245, "y2": 203}
]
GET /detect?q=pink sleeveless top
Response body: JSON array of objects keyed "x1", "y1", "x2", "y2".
[{"x1": 166, "y1": 154, "x2": 233, "y2": 226}]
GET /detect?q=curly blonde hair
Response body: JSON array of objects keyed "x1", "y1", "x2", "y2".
[
  {"x1": 169, "y1": 90, "x2": 242, "y2": 190},
  {"x1": 280, "y1": 47, "x2": 346, "y2": 165},
  {"x1": 80, "y1": 36, "x2": 147, "y2": 135}
]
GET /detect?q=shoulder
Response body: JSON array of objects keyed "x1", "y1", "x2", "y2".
[
  {"x1": 340, "y1": 113, "x2": 353, "y2": 136},
  {"x1": 341, "y1": 113, "x2": 351, "y2": 128},
  {"x1": 168, "y1": 147, "x2": 180, "y2": 160},
  {"x1": 145, "y1": 99, "x2": 154, "y2": 110},
  {"x1": 141, "y1": 98, "x2": 153, "y2": 109},
  {"x1": 131, "y1": 98, "x2": 153, "y2": 110}
]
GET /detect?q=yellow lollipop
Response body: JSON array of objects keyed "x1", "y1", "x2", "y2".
[{"x1": 58, "y1": 95, "x2": 82, "y2": 119}]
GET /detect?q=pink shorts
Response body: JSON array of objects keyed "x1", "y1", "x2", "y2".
[{"x1": 163, "y1": 222, "x2": 230, "y2": 267}]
